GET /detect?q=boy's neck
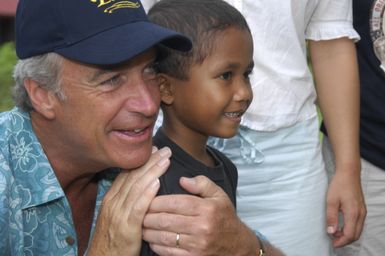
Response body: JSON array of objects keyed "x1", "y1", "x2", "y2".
[{"x1": 161, "y1": 125, "x2": 215, "y2": 167}]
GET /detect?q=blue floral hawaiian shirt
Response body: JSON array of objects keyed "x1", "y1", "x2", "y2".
[{"x1": 0, "y1": 108, "x2": 118, "y2": 255}]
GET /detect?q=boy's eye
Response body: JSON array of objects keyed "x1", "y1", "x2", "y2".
[
  {"x1": 220, "y1": 72, "x2": 232, "y2": 80},
  {"x1": 244, "y1": 69, "x2": 253, "y2": 80}
]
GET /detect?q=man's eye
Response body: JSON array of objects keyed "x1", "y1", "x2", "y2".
[
  {"x1": 143, "y1": 62, "x2": 160, "y2": 82},
  {"x1": 149, "y1": 62, "x2": 160, "y2": 73},
  {"x1": 144, "y1": 62, "x2": 159, "y2": 76},
  {"x1": 220, "y1": 72, "x2": 232, "y2": 80},
  {"x1": 100, "y1": 75, "x2": 122, "y2": 87}
]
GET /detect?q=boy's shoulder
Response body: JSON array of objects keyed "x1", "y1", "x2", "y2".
[{"x1": 207, "y1": 145, "x2": 236, "y2": 170}]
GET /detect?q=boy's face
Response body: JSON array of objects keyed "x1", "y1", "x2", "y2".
[{"x1": 162, "y1": 26, "x2": 253, "y2": 140}]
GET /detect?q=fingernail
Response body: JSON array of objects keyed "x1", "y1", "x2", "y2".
[
  {"x1": 182, "y1": 177, "x2": 195, "y2": 185},
  {"x1": 159, "y1": 147, "x2": 171, "y2": 157},
  {"x1": 152, "y1": 146, "x2": 158, "y2": 153},
  {"x1": 151, "y1": 178, "x2": 160, "y2": 188},
  {"x1": 327, "y1": 226, "x2": 335, "y2": 234}
]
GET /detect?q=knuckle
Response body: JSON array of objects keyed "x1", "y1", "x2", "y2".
[
  {"x1": 195, "y1": 175, "x2": 205, "y2": 182},
  {"x1": 199, "y1": 237, "x2": 210, "y2": 250},
  {"x1": 170, "y1": 197, "x2": 181, "y2": 209},
  {"x1": 163, "y1": 246, "x2": 176, "y2": 256},
  {"x1": 102, "y1": 189, "x2": 115, "y2": 204},
  {"x1": 131, "y1": 201, "x2": 144, "y2": 214},
  {"x1": 195, "y1": 175, "x2": 209, "y2": 185},
  {"x1": 158, "y1": 214, "x2": 172, "y2": 229},
  {"x1": 169, "y1": 196, "x2": 190, "y2": 213},
  {"x1": 198, "y1": 219, "x2": 215, "y2": 238},
  {"x1": 100, "y1": 198, "x2": 115, "y2": 216},
  {"x1": 347, "y1": 234, "x2": 356, "y2": 242},
  {"x1": 204, "y1": 203, "x2": 217, "y2": 216},
  {"x1": 159, "y1": 231, "x2": 169, "y2": 245},
  {"x1": 326, "y1": 215, "x2": 337, "y2": 223},
  {"x1": 348, "y1": 211, "x2": 359, "y2": 221},
  {"x1": 345, "y1": 231, "x2": 354, "y2": 239},
  {"x1": 199, "y1": 223, "x2": 210, "y2": 236},
  {"x1": 130, "y1": 180, "x2": 144, "y2": 195}
]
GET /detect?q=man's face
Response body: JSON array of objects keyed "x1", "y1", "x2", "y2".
[{"x1": 54, "y1": 48, "x2": 161, "y2": 170}]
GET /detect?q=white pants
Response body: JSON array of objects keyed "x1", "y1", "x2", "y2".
[
  {"x1": 323, "y1": 137, "x2": 385, "y2": 256},
  {"x1": 209, "y1": 117, "x2": 333, "y2": 256}
]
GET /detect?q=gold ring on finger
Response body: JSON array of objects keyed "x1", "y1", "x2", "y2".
[{"x1": 175, "y1": 233, "x2": 181, "y2": 248}]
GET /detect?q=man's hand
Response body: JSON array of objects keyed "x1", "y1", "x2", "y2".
[
  {"x1": 88, "y1": 147, "x2": 171, "y2": 256},
  {"x1": 326, "y1": 168, "x2": 366, "y2": 248},
  {"x1": 143, "y1": 175, "x2": 284, "y2": 256}
]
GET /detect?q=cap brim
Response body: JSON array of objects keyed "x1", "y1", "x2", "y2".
[{"x1": 55, "y1": 21, "x2": 192, "y2": 65}]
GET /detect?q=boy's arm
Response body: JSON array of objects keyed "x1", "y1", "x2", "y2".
[
  {"x1": 143, "y1": 176, "x2": 284, "y2": 256},
  {"x1": 309, "y1": 37, "x2": 366, "y2": 248}
]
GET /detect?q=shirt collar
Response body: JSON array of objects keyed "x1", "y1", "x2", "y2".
[{"x1": 7, "y1": 108, "x2": 119, "y2": 210}]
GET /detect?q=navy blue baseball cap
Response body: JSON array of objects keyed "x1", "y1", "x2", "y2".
[{"x1": 15, "y1": 0, "x2": 192, "y2": 65}]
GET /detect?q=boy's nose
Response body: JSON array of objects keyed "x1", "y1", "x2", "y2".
[{"x1": 234, "y1": 80, "x2": 253, "y2": 104}]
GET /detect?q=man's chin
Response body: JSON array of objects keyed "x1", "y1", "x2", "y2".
[{"x1": 118, "y1": 150, "x2": 152, "y2": 170}]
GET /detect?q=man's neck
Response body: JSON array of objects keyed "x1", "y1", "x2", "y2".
[{"x1": 30, "y1": 112, "x2": 103, "y2": 191}]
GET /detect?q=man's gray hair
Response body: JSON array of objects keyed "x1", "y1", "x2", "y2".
[{"x1": 12, "y1": 53, "x2": 65, "y2": 112}]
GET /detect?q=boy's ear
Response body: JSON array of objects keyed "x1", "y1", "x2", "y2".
[
  {"x1": 159, "y1": 75, "x2": 175, "y2": 105},
  {"x1": 24, "y1": 79, "x2": 57, "y2": 119}
]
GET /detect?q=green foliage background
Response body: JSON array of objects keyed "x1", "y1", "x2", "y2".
[{"x1": 0, "y1": 42, "x2": 17, "y2": 112}]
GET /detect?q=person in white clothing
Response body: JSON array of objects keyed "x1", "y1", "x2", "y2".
[
  {"x1": 143, "y1": 0, "x2": 367, "y2": 255},
  {"x1": 322, "y1": 0, "x2": 385, "y2": 255}
]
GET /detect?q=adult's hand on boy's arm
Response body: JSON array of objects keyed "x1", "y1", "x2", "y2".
[{"x1": 143, "y1": 175, "x2": 284, "y2": 256}]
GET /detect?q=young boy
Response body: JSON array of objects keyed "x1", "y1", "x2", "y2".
[{"x1": 141, "y1": 0, "x2": 254, "y2": 255}]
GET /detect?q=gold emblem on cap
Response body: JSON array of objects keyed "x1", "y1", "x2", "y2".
[{"x1": 90, "y1": 0, "x2": 140, "y2": 13}]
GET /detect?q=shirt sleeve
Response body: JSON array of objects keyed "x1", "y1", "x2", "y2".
[{"x1": 306, "y1": 0, "x2": 360, "y2": 41}]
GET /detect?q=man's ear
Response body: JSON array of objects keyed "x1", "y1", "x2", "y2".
[
  {"x1": 24, "y1": 79, "x2": 57, "y2": 119},
  {"x1": 159, "y1": 75, "x2": 175, "y2": 105}
]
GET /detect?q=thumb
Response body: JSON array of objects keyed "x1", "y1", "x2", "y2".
[
  {"x1": 326, "y1": 200, "x2": 340, "y2": 235},
  {"x1": 179, "y1": 175, "x2": 227, "y2": 198}
]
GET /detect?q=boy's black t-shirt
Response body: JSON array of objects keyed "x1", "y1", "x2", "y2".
[
  {"x1": 322, "y1": 0, "x2": 385, "y2": 171},
  {"x1": 140, "y1": 128, "x2": 238, "y2": 255}
]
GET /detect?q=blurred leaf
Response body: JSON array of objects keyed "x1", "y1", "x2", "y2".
[{"x1": 0, "y1": 42, "x2": 17, "y2": 111}]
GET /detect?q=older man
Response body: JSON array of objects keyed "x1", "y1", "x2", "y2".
[{"x1": 0, "y1": 0, "x2": 281, "y2": 255}]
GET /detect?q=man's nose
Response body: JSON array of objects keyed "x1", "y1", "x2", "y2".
[{"x1": 122, "y1": 75, "x2": 160, "y2": 116}]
